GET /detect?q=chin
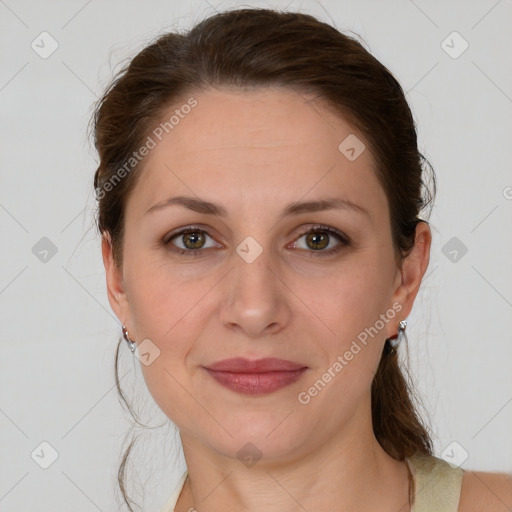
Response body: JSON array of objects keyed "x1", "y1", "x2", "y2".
[{"x1": 198, "y1": 418, "x2": 312, "y2": 464}]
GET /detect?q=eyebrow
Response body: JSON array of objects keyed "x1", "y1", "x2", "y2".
[{"x1": 144, "y1": 195, "x2": 372, "y2": 221}]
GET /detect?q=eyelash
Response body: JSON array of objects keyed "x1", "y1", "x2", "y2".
[{"x1": 164, "y1": 224, "x2": 350, "y2": 258}]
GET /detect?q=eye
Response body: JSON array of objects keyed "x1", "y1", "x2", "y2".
[
  {"x1": 164, "y1": 226, "x2": 220, "y2": 257},
  {"x1": 290, "y1": 225, "x2": 350, "y2": 255},
  {"x1": 163, "y1": 224, "x2": 350, "y2": 258}
]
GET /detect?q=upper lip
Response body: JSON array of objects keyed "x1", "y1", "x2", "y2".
[{"x1": 204, "y1": 357, "x2": 307, "y2": 373}]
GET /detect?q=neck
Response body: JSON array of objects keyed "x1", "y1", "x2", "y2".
[{"x1": 174, "y1": 406, "x2": 411, "y2": 512}]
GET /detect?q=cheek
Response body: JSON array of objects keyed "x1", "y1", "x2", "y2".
[
  {"x1": 127, "y1": 266, "x2": 206, "y2": 422},
  {"x1": 304, "y1": 252, "x2": 394, "y2": 386},
  {"x1": 125, "y1": 249, "x2": 205, "y2": 336},
  {"x1": 308, "y1": 253, "x2": 392, "y2": 338},
  {"x1": 124, "y1": 255, "x2": 216, "y2": 374},
  {"x1": 295, "y1": 264, "x2": 390, "y2": 424}
]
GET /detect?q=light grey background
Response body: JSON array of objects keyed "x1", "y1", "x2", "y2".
[{"x1": 1, "y1": 0, "x2": 511, "y2": 510}]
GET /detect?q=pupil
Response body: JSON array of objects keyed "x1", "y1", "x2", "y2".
[
  {"x1": 308, "y1": 232, "x2": 328, "y2": 250},
  {"x1": 185, "y1": 232, "x2": 204, "y2": 249}
]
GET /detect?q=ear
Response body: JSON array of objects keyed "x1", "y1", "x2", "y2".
[
  {"x1": 101, "y1": 232, "x2": 132, "y2": 330},
  {"x1": 389, "y1": 221, "x2": 432, "y2": 331}
]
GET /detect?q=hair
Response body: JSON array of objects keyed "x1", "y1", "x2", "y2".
[{"x1": 91, "y1": 7, "x2": 436, "y2": 510}]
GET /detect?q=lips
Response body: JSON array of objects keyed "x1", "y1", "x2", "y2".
[
  {"x1": 205, "y1": 357, "x2": 307, "y2": 373},
  {"x1": 203, "y1": 357, "x2": 308, "y2": 395}
]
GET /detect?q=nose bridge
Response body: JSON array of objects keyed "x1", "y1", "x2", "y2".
[
  {"x1": 231, "y1": 235, "x2": 277, "y2": 301},
  {"x1": 220, "y1": 234, "x2": 287, "y2": 335}
]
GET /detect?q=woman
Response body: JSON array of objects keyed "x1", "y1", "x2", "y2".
[{"x1": 92, "y1": 7, "x2": 512, "y2": 512}]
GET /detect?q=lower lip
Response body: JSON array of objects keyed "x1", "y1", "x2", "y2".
[{"x1": 204, "y1": 368, "x2": 308, "y2": 395}]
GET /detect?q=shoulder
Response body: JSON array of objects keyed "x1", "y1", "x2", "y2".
[{"x1": 458, "y1": 470, "x2": 512, "y2": 512}]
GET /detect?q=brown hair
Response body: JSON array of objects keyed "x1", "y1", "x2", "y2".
[{"x1": 92, "y1": 7, "x2": 435, "y2": 510}]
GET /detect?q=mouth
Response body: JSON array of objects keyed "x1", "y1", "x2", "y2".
[{"x1": 203, "y1": 357, "x2": 309, "y2": 395}]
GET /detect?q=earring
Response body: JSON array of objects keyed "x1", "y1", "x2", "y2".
[
  {"x1": 387, "y1": 320, "x2": 407, "y2": 350},
  {"x1": 122, "y1": 326, "x2": 136, "y2": 353}
]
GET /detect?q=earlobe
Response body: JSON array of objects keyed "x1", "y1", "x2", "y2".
[{"x1": 101, "y1": 232, "x2": 130, "y2": 325}]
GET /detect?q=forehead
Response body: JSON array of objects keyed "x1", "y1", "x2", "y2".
[
  {"x1": 168, "y1": 86, "x2": 360, "y2": 158},
  {"x1": 126, "y1": 86, "x2": 387, "y2": 221}
]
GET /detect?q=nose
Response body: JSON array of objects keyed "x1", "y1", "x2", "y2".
[{"x1": 219, "y1": 244, "x2": 291, "y2": 339}]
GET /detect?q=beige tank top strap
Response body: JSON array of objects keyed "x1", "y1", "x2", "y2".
[{"x1": 406, "y1": 453, "x2": 464, "y2": 512}]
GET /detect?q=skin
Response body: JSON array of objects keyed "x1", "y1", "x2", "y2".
[{"x1": 103, "y1": 86, "x2": 435, "y2": 512}]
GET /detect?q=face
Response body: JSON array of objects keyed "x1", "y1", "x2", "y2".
[{"x1": 103, "y1": 86, "x2": 430, "y2": 463}]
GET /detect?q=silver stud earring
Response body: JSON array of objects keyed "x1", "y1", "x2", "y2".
[
  {"x1": 122, "y1": 326, "x2": 136, "y2": 353},
  {"x1": 387, "y1": 320, "x2": 407, "y2": 350}
]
